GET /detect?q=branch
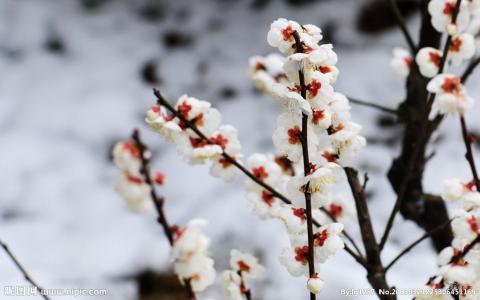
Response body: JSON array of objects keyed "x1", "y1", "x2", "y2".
[
  {"x1": 348, "y1": 97, "x2": 398, "y2": 115},
  {"x1": 385, "y1": 217, "x2": 454, "y2": 271},
  {"x1": 344, "y1": 168, "x2": 395, "y2": 299},
  {"x1": 131, "y1": 129, "x2": 196, "y2": 300},
  {"x1": 380, "y1": 0, "x2": 462, "y2": 250},
  {"x1": 0, "y1": 239, "x2": 50, "y2": 300},
  {"x1": 293, "y1": 29, "x2": 316, "y2": 300},
  {"x1": 461, "y1": 57, "x2": 480, "y2": 83},
  {"x1": 152, "y1": 89, "x2": 367, "y2": 267},
  {"x1": 449, "y1": 235, "x2": 480, "y2": 264},
  {"x1": 459, "y1": 117, "x2": 480, "y2": 191},
  {"x1": 386, "y1": 0, "x2": 416, "y2": 53}
]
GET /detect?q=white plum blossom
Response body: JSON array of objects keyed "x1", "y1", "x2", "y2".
[
  {"x1": 145, "y1": 105, "x2": 182, "y2": 141},
  {"x1": 112, "y1": 140, "x2": 143, "y2": 176},
  {"x1": 313, "y1": 223, "x2": 345, "y2": 263},
  {"x1": 416, "y1": 47, "x2": 443, "y2": 78},
  {"x1": 174, "y1": 253, "x2": 216, "y2": 292},
  {"x1": 427, "y1": 74, "x2": 474, "y2": 117},
  {"x1": 273, "y1": 113, "x2": 318, "y2": 162},
  {"x1": 171, "y1": 219, "x2": 216, "y2": 292},
  {"x1": 428, "y1": 0, "x2": 471, "y2": 34},
  {"x1": 391, "y1": 47, "x2": 413, "y2": 78},
  {"x1": 229, "y1": 249, "x2": 264, "y2": 280},
  {"x1": 317, "y1": 193, "x2": 357, "y2": 225},
  {"x1": 249, "y1": 53, "x2": 288, "y2": 94},
  {"x1": 171, "y1": 219, "x2": 210, "y2": 261},
  {"x1": 223, "y1": 250, "x2": 263, "y2": 300},
  {"x1": 114, "y1": 172, "x2": 152, "y2": 212},
  {"x1": 267, "y1": 18, "x2": 320, "y2": 55},
  {"x1": 279, "y1": 223, "x2": 344, "y2": 277},
  {"x1": 448, "y1": 33, "x2": 476, "y2": 65},
  {"x1": 223, "y1": 271, "x2": 244, "y2": 300}
]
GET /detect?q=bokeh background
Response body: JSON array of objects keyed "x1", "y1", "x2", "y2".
[{"x1": 1, "y1": 0, "x2": 479, "y2": 299}]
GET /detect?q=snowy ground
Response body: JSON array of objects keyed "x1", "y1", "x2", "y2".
[{"x1": 1, "y1": 0, "x2": 479, "y2": 299}]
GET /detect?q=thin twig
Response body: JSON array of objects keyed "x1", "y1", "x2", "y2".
[
  {"x1": 0, "y1": 240, "x2": 50, "y2": 300},
  {"x1": 292, "y1": 30, "x2": 317, "y2": 300},
  {"x1": 386, "y1": 0, "x2": 416, "y2": 53},
  {"x1": 385, "y1": 218, "x2": 454, "y2": 271},
  {"x1": 131, "y1": 129, "x2": 196, "y2": 300},
  {"x1": 449, "y1": 235, "x2": 480, "y2": 264},
  {"x1": 348, "y1": 97, "x2": 398, "y2": 115},
  {"x1": 379, "y1": 0, "x2": 463, "y2": 251},
  {"x1": 152, "y1": 89, "x2": 367, "y2": 267},
  {"x1": 459, "y1": 117, "x2": 480, "y2": 191},
  {"x1": 461, "y1": 57, "x2": 480, "y2": 83}
]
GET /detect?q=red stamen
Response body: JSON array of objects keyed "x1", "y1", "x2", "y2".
[
  {"x1": 314, "y1": 229, "x2": 329, "y2": 247},
  {"x1": 292, "y1": 208, "x2": 306, "y2": 220},
  {"x1": 287, "y1": 126, "x2": 302, "y2": 144},
  {"x1": 261, "y1": 190, "x2": 275, "y2": 206},
  {"x1": 252, "y1": 166, "x2": 269, "y2": 181},
  {"x1": 329, "y1": 203, "x2": 343, "y2": 218}
]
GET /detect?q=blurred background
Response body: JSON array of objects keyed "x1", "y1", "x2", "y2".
[{"x1": 0, "y1": 0, "x2": 479, "y2": 299}]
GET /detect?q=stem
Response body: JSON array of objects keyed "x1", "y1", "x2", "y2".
[
  {"x1": 238, "y1": 271, "x2": 252, "y2": 300},
  {"x1": 380, "y1": 0, "x2": 462, "y2": 250},
  {"x1": 385, "y1": 217, "x2": 454, "y2": 271},
  {"x1": 386, "y1": 0, "x2": 417, "y2": 53},
  {"x1": 152, "y1": 89, "x2": 366, "y2": 267},
  {"x1": 460, "y1": 57, "x2": 480, "y2": 82},
  {"x1": 292, "y1": 29, "x2": 316, "y2": 300},
  {"x1": 0, "y1": 239, "x2": 50, "y2": 300},
  {"x1": 449, "y1": 235, "x2": 480, "y2": 264},
  {"x1": 345, "y1": 168, "x2": 395, "y2": 300},
  {"x1": 348, "y1": 97, "x2": 398, "y2": 115},
  {"x1": 131, "y1": 129, "x2": 196, "y2": 300},
  {"x1": 459, "y1": 117, "x2": 480, "y2": 191},
  {"x1": 132, "y1": 129, "x2": 174, "y2": 245}
]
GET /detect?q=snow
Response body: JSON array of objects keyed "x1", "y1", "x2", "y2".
[{"x1": 0, "y1": 0, "x2": 479, "y2": 299}]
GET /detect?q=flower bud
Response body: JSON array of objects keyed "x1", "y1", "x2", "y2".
[{"x1": 307, "y1": 274, "x2": 324, "y2": 294}]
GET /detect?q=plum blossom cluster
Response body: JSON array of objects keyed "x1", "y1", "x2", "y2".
[
  {"x1": 246, "y1": 18, "x2": 364, "y2": 293},
  {"x1": 171, "y1": 219, "x2": 216, "y2": 293},
  {"x1": 112, "y1": 140, "x2": 164, "y2": 212},
  {"x1": 223, "y1": 249, "x2": 264, "y2": 300},
  {"x1": 112, "y1": 136, "x2": 216, "y2": 295},
  {"x1": 391, "y1": 0, "x2": 479, "y2": 118},
  {"x1": 145, "y1": 95, "x2": 242, "y2": 182},
  {"x1": 415, "y1": 179, "x2": 480, "y2": 299}
]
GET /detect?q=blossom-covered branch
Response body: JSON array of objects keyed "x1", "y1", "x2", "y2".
[
  {"x1": 151, "y1": 88, "x2": 366, "y2": 265},
  {"x1": 146, "y1": 18, "x2": 367, "y2": 297},
  {"x1": 112, "y1": 132, "x2": 216, "y2": 299},
  {"x1": 0, "y1": 239, "x2": 50, "y2": 300}
]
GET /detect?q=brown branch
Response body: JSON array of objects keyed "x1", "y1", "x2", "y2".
[
  {"x1": 292, "y1": 29, "x2": 316, "y2": 300},
  {"x1": 385, "y1": 217, "x2": 454, "y2": 271},
  {"x1": 348, "y1": 97, "x2": 398, "y2": 115},
  {"x1": 380, "y1": 0, "x2": 462, "y2": 251},
  {"x1": 345, "y1": 168, "x2": 396, "y2": 300},
  {"x1": 459, "y1": 117, "x2": 480, "y2": 191},
  {"x1": 0, "y1": 239, "x2": 50, "y2": 300},
  {"x1": 449, "y1": 235, "x2": 480, "y2": 264},
  {"x1": 151, "y1": 89, "x2": 367, "y2": 267},
  {"x1": 461, "y1": 57, "x2": 480, "y2": 83},
  {"x1": 131, "y1": 129, "x2": 196, "y2": 300},
  {"x1": 386, "y1": 0, "x2": 416, "y2": 53}
]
